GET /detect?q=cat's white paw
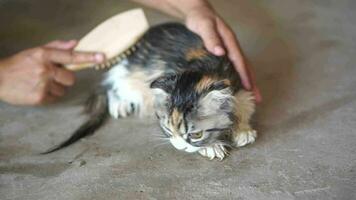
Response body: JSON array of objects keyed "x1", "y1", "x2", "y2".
[
  {"x1": 107, "y1": 90, "x2": 141, "y2": 119},
  {"x1": 104, "y1": 60, "x2": 146, "y2": 119},
  {"x1": 198, "y1": 144, "x2": 228, "y2": 160},
  {"x1": 234, "y1": 129, "x2": 257, "y2": 147}
]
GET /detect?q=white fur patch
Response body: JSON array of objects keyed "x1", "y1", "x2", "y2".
[{"x1": 103, "y1": 60, "x2": 144, "y2": 118}]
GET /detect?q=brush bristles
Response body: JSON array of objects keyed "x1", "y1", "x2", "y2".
[{"x1": 94, "y1": 45, "x2": 138, "y2": 70}]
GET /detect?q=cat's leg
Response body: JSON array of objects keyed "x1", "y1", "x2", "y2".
[
  {"x1": 232, "y1": 90, "x2": 257, "y2": 147},
  {"x1": 198, "y1": 144, "x2": 229, "y2": 160},
  {"x1": 104, "y1": 61, "x2": 156, "y2": 118},
  {"x1": 107, "y1": 88, "x2": 143, "y2": 118}
]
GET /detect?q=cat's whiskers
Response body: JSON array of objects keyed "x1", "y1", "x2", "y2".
[
  {"x1": 148, "y1": 133, "x2": 170, "y2": 144},
  {"x1": 152, "y1": 132, "x2": 169, "y2": 138},
  {"x1": 152, "y1": 140, "x2": 170, "y2": 148},
  {"x1": 150, "y1": 137, "x2": 169, "y2": 142}
]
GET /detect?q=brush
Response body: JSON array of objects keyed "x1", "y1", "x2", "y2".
[{"x1": 65, "y1": 8, "x2": 149, "y2": 71}]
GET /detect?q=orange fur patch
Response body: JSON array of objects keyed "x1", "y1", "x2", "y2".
[
  {"x1": 171, "y1": 109, "x2": 181, "y2": 126},
  {"x1": 169, "y1": 108, "x2": 183, "y2": 136},
  {"x1": 195, "y1": 76, "x2": 231, "y2": 93},
  {"x1": 232, "y1": 91, "x2": 255, "y2": 133},
  {"x1": 222, "y1": 79, "x2": 231, "y2": 87},
  {"x1": 195, "y1": 76, "x2": 217, "y2": 93},
  {"x1": 185, "y1": 48, "x2": 208, "y2": 61}
]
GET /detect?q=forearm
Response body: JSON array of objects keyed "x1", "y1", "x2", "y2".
[{"x1": 132, "y1": 0, "x2": 213, "y2": 19}]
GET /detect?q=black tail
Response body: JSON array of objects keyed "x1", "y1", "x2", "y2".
[{"x1": 42, "y1": 89, "x2": 109, "y2": 154}]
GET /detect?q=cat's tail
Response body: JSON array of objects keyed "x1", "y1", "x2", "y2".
[{"x1": 42, "y1": 88, "x2": 109, "y2": 154}]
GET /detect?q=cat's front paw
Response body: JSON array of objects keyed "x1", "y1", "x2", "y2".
[
  {"x1": 198, "y1": 144, "x2": 229, "y2": 161},
  {"x1": 233, "y1": 129, "x2": 257, "y2": 147},
  {"x1": 107, "y1": 90, "x2": 141, "y2": 118},
  {"x1": 108, "y1": 98, "x2": 138, "y2": 118}
]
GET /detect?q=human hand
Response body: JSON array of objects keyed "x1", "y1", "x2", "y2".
[
  {"x1": 0, "y1": 40, "x2": 105, "y2": 106},
  {"x1": 185, "y1": 6, "x2": 262, "y2": 102}
]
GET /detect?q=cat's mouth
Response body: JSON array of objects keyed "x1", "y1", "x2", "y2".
[{"x1": 169, "y1": 137, "x2": 201, "y2": 153}]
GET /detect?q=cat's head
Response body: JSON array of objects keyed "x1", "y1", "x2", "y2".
[{"x1": 150, "y1": 71, "x2": 235, "y2": 153}]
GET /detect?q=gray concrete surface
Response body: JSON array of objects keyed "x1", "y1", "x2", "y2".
[{"x1": 1, "y1": 0, "x2": 355, "y2": 199}]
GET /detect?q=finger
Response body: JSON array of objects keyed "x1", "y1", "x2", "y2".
[
  {"x1": 253, "y1": 86, "x2": 262, "y2": 103},
  {"x1": 49, "y1": 81, "x2": 66, "y2": 97},
  {"x1": 196, "y1": 20, "x2": 225, "y2": 56},
  {"x1": 245, "y1": 63, "x2": 262, "y2": 103},
  {"x1": 44, "y1": 48, "x2": 105, "y2": 64},
  {"x1": 45, "y1": 40, "x2": 78, "y2": 50},
  {"x1": 51, "y1": 66, "x2": 75, "y2": 86},
  {"x1": 216, "y1": 19, "x2": 251, "y2": 89}
]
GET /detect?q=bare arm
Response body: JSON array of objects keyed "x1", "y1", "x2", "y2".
[{"x1": 133, "y1": 0, "x2": 261, "y2": 102}]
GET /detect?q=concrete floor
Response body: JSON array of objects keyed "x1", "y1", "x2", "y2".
[{"x1": 1, "y1": 0, "x2": 355, "y2": 199}]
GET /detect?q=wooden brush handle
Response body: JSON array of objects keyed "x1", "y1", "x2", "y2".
[{"x1": 63, "y1": 9, "x2": 149, "y2": 72}]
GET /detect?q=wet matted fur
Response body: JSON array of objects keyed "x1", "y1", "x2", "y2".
[{"x1": 44, "y1": 23, "x2": 257, "y2": 160}]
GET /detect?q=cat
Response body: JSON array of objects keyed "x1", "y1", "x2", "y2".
[{"x1": 44, "y1": 23, "x2": 257, "y2": 160}]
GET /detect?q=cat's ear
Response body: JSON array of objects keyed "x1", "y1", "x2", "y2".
[
  {"x1": 150, "y1": 74, "x2": 177, "y2": 94},
  {"x1": 198, "y1": 80, "x2": 234, "y2": 118},
  {"x1": 150, "y1": 75, "x2": 177, "y2": 116},
  {"x1": 207, "y1": 79, "x2": 231, "y2": 92}
]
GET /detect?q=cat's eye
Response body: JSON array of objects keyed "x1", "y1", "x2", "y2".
[{"x1": 190, "y1": 131, "x2": 203, "y2": 139}]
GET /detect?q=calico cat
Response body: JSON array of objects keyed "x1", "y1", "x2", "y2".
[{"x1": 44, "y1": 23, "x2": 257, "y2": 160}]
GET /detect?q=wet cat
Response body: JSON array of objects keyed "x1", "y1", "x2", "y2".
[{"x1": 44, "y1": 23, "x2": 257, "y2": 160}]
